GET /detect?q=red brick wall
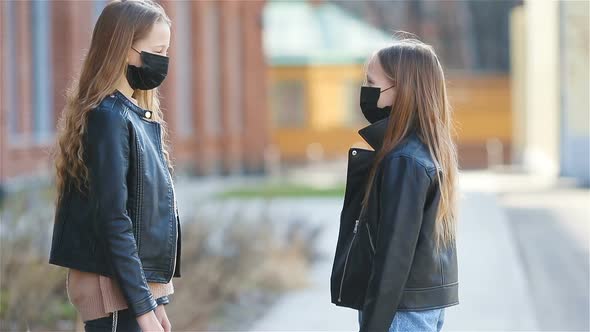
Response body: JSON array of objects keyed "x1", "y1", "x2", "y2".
[
  {"x1": 0, "y1": 0, "x2": 269, "y2": 182},
  {"x1": 0, "y1": 0, "x2": 5, "y2": 181},
  {"x1": 241, "y1": 1, "x2": 269, "y2": 174},
  {"x1": 1, "y1": 0, "x2": 57, "y2": 181}
]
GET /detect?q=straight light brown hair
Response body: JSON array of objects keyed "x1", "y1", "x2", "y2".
[{"x1": 362, "y1": 37, "x2": 459, "y2": 250}]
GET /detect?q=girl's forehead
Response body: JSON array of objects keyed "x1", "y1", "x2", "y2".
[
  {"x1": 367, "y1": 53, "x2": 378, "y2": 70},
  {"x1": 144, "y1": 21, "x2": 171, "y2": 45},
  {"x1": 366, "y1": 54, "x2": 383, "y2": 77}
]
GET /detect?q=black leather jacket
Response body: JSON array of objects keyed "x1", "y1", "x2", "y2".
[
  {"x1": 49, "y1": 89, "x2": 181, "y2": 317},
  {"x1": 331, "y1": 118, "x2": 458, "y2": 332}
]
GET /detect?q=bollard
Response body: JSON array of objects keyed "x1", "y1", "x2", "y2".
[{"x1": 486, "y1": 138, "x2": 504, "y2": 169}]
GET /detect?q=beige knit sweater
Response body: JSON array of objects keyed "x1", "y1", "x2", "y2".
[{"x1": 66, "y1": 268, "x2": 174, "y2": 321}]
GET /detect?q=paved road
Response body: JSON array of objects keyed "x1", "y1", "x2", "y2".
[
  {"x1": 175, "y1": 171, "x2": 589, "y2": 331},
  {"x1": 248, "y1": 178, "x2": 541, "y2": 331},
  {"x1": 501, "y1": 189, "x2": 590, "y2": 331}
]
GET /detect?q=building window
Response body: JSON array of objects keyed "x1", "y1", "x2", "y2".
[
  {"x1": 344, "y1": 80, "x2": 365, "y2": 127},
  {"x1": 227, "y1": 10, "x2": 243, "y2": 133},
  {"x1": 203, "y1": 2, "x2": 222, "y2": 136},
  {"x1": 3, "y1": 0, "x2": 19, "y2": 142},
  {"x1": 31, "y1": 0, "x2": 53, "y2": 143},
  {"x1": 93, "y1": 0, "x2": 107, "y2": 21},
  {"x1": 175, "y1": 0, "x2": 193, "y2": 138},
  {"x1": 270, "y1": 80, "x2": 306, "y2": 128}
]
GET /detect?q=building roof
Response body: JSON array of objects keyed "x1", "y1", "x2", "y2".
[{"x1": 263, "y1": 0, "x2": 394, "y2": 66}]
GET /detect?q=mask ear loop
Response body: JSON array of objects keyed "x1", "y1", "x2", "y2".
[
  {"x1": 380, "y1": 83, "x2": 396, "y2": 93},
  {"x1": 129, "y1": 47, "x2": 143, "y2": 68}
]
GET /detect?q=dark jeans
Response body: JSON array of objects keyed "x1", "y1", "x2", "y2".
[{"x1": 84, "y1": 309, "x2": 141, "y2": 332}]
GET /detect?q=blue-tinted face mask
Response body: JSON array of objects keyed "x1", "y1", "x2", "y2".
[{"x1": 360, "y1": 85, "x2": 394, "y2": 124}]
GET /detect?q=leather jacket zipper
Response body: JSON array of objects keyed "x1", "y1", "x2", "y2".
[
  {"x1": 366, "y1": 223, "x2": 375, "y2": 254},
  {"x1": 338, "y1": 219, "x2": 359, "y2": 302},
  {"x1": 133, "y1": 137, "x2": 143, "y2": 248},
  {"x1": 155, "y1": 123, "x2": 178, "y2": 282},
  {"x1": 168, "y1": 170, "x2": 178, "y2": 282}
]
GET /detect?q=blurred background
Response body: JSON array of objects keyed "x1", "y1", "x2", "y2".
[{"x1": 0, "y1": 0, "x2": 588, "y2": 331}]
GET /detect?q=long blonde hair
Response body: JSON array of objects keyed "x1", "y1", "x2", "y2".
[
  {"x1": 54, "y1": 0, "x2": 172, "y2": 201},
  {"x1": 362, "y1": 38, "x2": 459, "y2": 250}
]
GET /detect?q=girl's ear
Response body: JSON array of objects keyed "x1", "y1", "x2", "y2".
[{"x1": 127, "y1": 48, "x2": 140, "y2": 67}]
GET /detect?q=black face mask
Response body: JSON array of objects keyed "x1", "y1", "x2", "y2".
[
  {"x1": 360, "y1": 85, "x2": 395, "y2": 124},
  {"x1": 126, "y1": 47, "x2": 169, "y2": 90}
]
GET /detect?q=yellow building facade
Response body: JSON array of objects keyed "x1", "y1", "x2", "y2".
[
  {"x1": 265, "y1": 1, "x2": 513, "y2": 168},
  {"x1": 270, "y1": 65, "x2": 512, "y2": 167}
]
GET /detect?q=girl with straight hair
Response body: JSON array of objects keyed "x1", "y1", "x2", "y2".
[{"x1": 332, "y1": 36, "x2": 459, "y2": 332}]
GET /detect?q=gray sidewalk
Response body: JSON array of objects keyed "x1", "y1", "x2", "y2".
[
  {"x1": 247, "y1": 174, "x2": 540, "y2": 331},
  {"x1": 442, "y1": 191, "x2": 538, "y2": 330},
  {"x1": 248, "y1": 198, "x2": 358, "y2": 331}
]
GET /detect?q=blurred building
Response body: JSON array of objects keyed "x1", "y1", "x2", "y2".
[
  {"x1": 510, "y1": 0, "x2": 590, "y2": 186},
  {"x1": 0, "y1": 0, "x2": 268, "y2": 185},
  {"x1": 264, "y1": 0, "x2": 512, "y2": 168},
  {"x1": 330, "y1": 0, "x2": 520, "y2": 73},
  {"x1": 264, "y1": 0, "x2": 391, "y2": 161}
]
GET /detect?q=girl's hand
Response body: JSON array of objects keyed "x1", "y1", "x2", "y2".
[
  {"x1": 155, "y1": 304, "x2": 172, "y2": 332},
  {"x1": 137, "y1": 310, "x2": 164, "y2": 332}
]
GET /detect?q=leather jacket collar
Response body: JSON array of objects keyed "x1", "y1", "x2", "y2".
[
  {"x1": 357, "y1": 117, "x2": 419, "y2": 151},
  {"x1": 112, "y1": 89, "x2": 154, "y2": 120},
  {"x1": 358, "y1": 118, "x2": 389, "y2": 151}
]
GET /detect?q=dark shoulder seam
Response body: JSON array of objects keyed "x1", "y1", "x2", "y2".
[
  {"x1": 385, "y1": 153, "x2": 434, "y2": 183},
  {"x1": 111, "y1": 98, "x2": 131, "y2": 119},
  {"x1": 94, "y1": 96, "x2": 130, "y2": 121}
]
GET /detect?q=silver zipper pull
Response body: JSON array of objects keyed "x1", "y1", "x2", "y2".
[{"x1": 353, "y1": 220, "x2": 359, "y2": 233}]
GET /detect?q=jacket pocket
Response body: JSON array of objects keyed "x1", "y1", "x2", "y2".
[{"x1": 330, "y1": 219, "x2": 374, "y2": 310}]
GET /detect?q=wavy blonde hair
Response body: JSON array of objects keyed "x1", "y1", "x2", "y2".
[
  {"x1": 362, "y1": 37, "x2": 459, "y2": 250},
  {"x1": 54, "y1": 0, "x2": 172, "y2": 202}
]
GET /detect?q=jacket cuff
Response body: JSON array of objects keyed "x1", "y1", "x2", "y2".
[
  {"x1": 156, "y1": 295, "x2": 170, "y2": 306},
  {"x1": 129, "y1": 294, "x2": 158, "y2": 317}
]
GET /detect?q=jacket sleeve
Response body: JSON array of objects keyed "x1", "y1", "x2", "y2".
[
  {"x1": 156, "y1": 295, "x2": 170, "y2": 306},
  {"x1": 86, "y1": 107, "x2": 158, "y2": 317},
  {"x1": 360, "y1": 155, "x2": 431, "y2": 332}
]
